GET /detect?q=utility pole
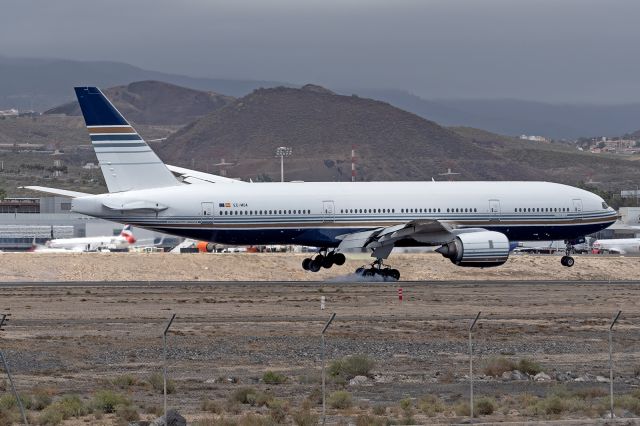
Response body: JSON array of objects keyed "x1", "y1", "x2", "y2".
[
  {"x1": 321, "y1": 313, "x2": 336, "y2": 425},
  {"x1": 162, "y1": 313, "x2": 176, "y2": 422},
  {"x1": 469, "y1": 311, "x2": 481, "y2": 421},
  {"x1": 609, "y1": 310, "x2": 621, "y2": 419}
]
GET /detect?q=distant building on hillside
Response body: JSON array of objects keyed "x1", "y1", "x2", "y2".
[{"x1": 519, "y1": 134, "x2": 549, "y2": 143}]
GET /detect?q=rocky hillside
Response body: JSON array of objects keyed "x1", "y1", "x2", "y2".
[
  {"x1": 159, "y1": 85, "x2": 640, "y2": 189},
  {"x1": 45, "y1": 80, "x2": 234, "y2": 125}
]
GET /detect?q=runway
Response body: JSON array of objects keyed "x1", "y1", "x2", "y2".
[{"x1": 1, "y1": 279, "x2": 640, "y2": 287}]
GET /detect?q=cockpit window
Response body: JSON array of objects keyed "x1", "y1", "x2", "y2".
[{"x1": 602, "y1": 202, "x2": 609, "y2": 209}]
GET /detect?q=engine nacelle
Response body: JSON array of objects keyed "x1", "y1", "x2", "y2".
[{"x1": 436, "y1": 231, "x2": 510, "y2": 267}]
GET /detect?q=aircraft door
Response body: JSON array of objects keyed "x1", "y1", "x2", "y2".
[
  {"x1": 201, "y1": 202, "x2": 214, "y2": 224},
  {"x1": 489, "y1": 199, "x2": 501, "y2": 221},
  {"x1": 572, "y1": 198, "x2": 583, "y2": 220},
  {"x1": 322, "y1": 200, "x2": 335, "y2": 222}
]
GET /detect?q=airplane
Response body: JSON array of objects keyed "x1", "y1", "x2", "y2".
[
  {"x1": 26, "y1": 87, "x2": 618, "y2": 279},
  {"x1": 592, "y1": 238, "x2": 640, "y2": 255},
  {"x1": 34, "y1": 224, "x2": 136, "y2": 252}
]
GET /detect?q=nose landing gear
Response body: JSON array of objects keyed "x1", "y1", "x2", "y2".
[
  {"x1": 560, "y1": 241, "x2": 575, "y2": 267},
  {"x1": 302, "y1": 249, "x2": 346, "y2": 272}
]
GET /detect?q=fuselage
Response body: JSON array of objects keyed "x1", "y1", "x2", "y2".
[
  {"x1": 593, "y1": 238, "x2": 640, "y2": 254},
  {"x1": 46, "y1": 235, "x2": 129, "y2": 251},
  {"x1": 72, "y1": 181, "x2": 617, "y2": 247}
]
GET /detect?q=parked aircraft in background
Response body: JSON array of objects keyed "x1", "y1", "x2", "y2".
[
  {"x1": 27, "y1": 87, "x2": 618, "y2": 279},
  {"x1": 592, "y1": 238, "x2": 640, "y2": 254},
  {"x1": 34, "y1": 225, "x2": 136, "y2": 252}
]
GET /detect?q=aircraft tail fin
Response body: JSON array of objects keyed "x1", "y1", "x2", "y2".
[
  {"x1": 74, "y1": 87, "x2": 179, "y2": 193},
  {"x1": 119, "y1": 225, "x2": 136, "y2": 244}
]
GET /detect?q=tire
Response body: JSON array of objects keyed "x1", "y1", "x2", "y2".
[
  {"x1": 565, "y1": 256, "x2": 574, "y2": 267},
  {"x1": 302, "y1": 258, "x2": 312, "y2": 271},
  {"x1": 310, "y1": 259, "x2": 322, "y2": 272},
  {"x1": 333, "y1": 253, "x2": 346, "y2": 266},
  {"x1": 560, "y1": 256, "x2": 567, "y2": 266},
  {"x1": 362, "y1": 269, "x2": 375, "y2": 277},
  {"x1": 205, "y1": 243, "x2": 215, "y2": 253},
  {"x1": 322, "y1": 254, "x2": 334, "y2": 269},
  {"x1": 388, "y1": 269, "x2": 400, "y2": 280},
  {"x1": 355, "y1": 267, "x2": 365, "y2": 275}
]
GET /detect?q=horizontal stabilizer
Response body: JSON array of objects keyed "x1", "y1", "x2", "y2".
[
  {"x1": 167, "y1": 165, "x2": 246, "y2": 184},
  {"x1": 22, "y1": 186, "x2": 91, "y2": 198}
]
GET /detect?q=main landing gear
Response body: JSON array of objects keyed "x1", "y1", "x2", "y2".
[
  {"x1": 355, "y1": 259, "x2": 400, "y2": 281},
  {"x1": 302, "y1": 249, "x2": 346, "y2": 272},
  {"x1": 560, "y1": 241, "x2": 575, "y2": 267}
]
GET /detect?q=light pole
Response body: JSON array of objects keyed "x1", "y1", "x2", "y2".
[
  {"x1": 162, "y1": 313, "x2": 176, "y2": 422},
  {"x1": 321, "y1": 312, "x2": 336, "y2": 425},
  {"x1": 469, "y1": 311, "x2": 481, "y2": 421},
  {"x1": 609, "y1": 310, "x2": 621, "y2": 419},
  {"x1": 275, "y1": 146, "x2": 292, "y2": 182},
  {"x1": 0, "y1": 313, "x2": 28, "y2": 425}
]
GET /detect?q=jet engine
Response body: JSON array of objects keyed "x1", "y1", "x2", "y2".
[{"x1": 436, "y1": 231, "x2": 510, "y2": 267}]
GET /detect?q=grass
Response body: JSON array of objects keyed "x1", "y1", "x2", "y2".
[
  {"x1": 328, "y1": 391, "x2": 353, "y2": 409},
  {"x1": 112, "y1": 373, "x2": 138, "y2": 389},
  {"x1": 263, "y1": 371, "x2": 287, "y2": 385},
  {"x1": 37, "y1": 395, "x2": 88, "y2": 425},
  {"x1": 475, "y1": 397, "x2": 496, "y2": 415},
  {"x1": 482, "y1": 356, "x2": 544, "y2": 377},
  {"x1": 328, "y1": 355, "x2": 375, "y2": 380},
  {"x1": 292, "y1": 407, "x2": 318, "y2": 426},
  {"x1": 201, "y1": 399, "x2": 222, "y2": 413},
  {"x1": 90, "y1": 390, "x2": 130, "y2": 414},
  {"x1": 419, "y1": 395, "x2": 445, "y2": 417},
  {"x1": 482, "y1": 357, "x2": 516, "y2": 376},
  {"x1": 149, "y1": 372, "x2": 175, "y2": 394}
]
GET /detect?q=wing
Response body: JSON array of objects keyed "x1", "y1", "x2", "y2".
[
  {"x1": 166, "y1": 165, "x2": 246, "y2": 185},
  {"x1": 336, "y1": 219, "x2": 488, "y2": 259},
  {"x1": 22, "y1": 186, "x2": 91, "y2": 198}
]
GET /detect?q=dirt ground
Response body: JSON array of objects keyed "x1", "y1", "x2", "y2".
[
  {"x1": 0, "y1": 255, "x2": 640, "y2": 424},
  {"x1": 0, "y1": 251, "x2": 638, "y2": 281}
]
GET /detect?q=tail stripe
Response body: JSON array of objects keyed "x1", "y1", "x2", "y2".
[{"x1": 90, "y1": 134, "x2": 142, "y2": 141}]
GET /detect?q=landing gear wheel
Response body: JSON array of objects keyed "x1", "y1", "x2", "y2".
[
  {"x1": 355, "y1": 267, "x2": 365, "y2": 275},
  {"x1": 322, "y1": 254, "x2": 334, "y2": 269},
  {"x1": 333, "y1": 253, "x2": 346, "y2": 266},
  {"x1": 560, "y1": 255, "x2": 574, "y2": 267},
  {"x1": 309, "y1": 258, "x2": 322, "y2": 272},
  {"x1": 302, "y1": 258, "x2": 312, "y2": 271},
  {"x1": 362, "y1": 269, "x2": 375, "y2": 277},
  {"x1": 388, "y1": 269, "x2": 400, "y2": 280}
]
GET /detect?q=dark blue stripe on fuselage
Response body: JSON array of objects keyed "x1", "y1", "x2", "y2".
[{"x1": 90, "y1": 134, "x2": 142, "y2": 141}]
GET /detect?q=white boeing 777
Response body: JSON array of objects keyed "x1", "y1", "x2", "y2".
[{"x1": 27, "y1": 87, "x2": 618, "y2": 279}]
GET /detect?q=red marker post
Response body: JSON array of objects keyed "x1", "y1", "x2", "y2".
[{"x1": 398, "y1": 287, "x2": 403, "y2": 302}]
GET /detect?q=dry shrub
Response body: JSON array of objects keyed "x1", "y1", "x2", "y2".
[
  {"x1": 328, "y1": 391, "x2": 352, "y2": 409},
  {"x1": 292, "y1": 407, "x2": 317, "y2": 426},
  {"x1": 482, "y1": 357, "x2": 516, "y2": 377},
  {"x1": 419, "y1": 395, "x2": 445, "y2": 417},
  {"x1": 355, "y1": 414, "x2": 386, "y2": 426},
  {"x1": 475, "y1": 397, "x2": 496, "y2": 415},
  {"x1": 329, "y1": 355, "x2": 375, "y2": 380},
  {"x1": 202, "y1": 399, "x2": 222, "y2": 413}
]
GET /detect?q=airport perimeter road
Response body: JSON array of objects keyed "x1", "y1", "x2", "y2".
[{"x1": 1, "y1": 280, "x2": 640, "y2": 423}]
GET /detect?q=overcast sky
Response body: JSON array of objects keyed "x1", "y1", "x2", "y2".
[{"x1": 2, "y1": 0, "x2": 639, "y2": 103}]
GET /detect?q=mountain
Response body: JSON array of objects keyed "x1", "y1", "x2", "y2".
[
  {"x1": 45, "y1": 81, "x2": 234, "y2": 125},
  {"x1": 159, "y1": 85, "x2": 640, "y2": 189},
  {"x1": 0, "y1": 56, "x2": 286, "y2": 111},
  {"x1": 347, "y1": 88, "x2": 640, "y2": 140}
]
